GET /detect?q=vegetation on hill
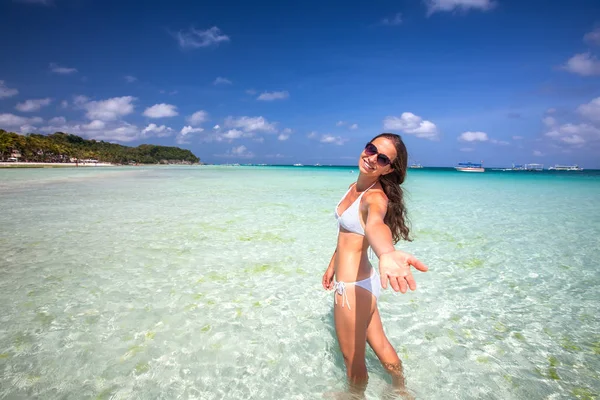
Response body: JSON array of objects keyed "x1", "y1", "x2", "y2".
[{"x1": 0, "y1": 129, "x2": 200, "y2": 164}]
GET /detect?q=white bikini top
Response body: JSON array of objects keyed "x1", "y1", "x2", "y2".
[{"x1": 334, "y1": 182, "x2": 376, "y2": 236}]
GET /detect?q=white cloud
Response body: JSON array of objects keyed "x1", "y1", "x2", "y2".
[
  {"x1": 512, "y1": 135, "x2": 524, "y2": 140},
  {"x1": 60, "y1": 100, "x2": 69, "y2": 109},
  {"x1": 49, "y1": 63, "x2": 78, "y2": 75},
  {"x1": 174, "y1": 26, "x2": 230, "y2": 49},
  {"x1": 577, "y1": 97, "x2": 600, "y2": 122},
  {"x1": 142, "y1": 123, "x2": 173, "y2": 137},
  {"x1": 320, "y1": 134, "x2": 346, "y2": 145},
  {"x1": 19, "y1": 124, "x2": 37, "y2": 133},
  {"x1": 207, "y1": 126, "x2": 255, "y2": 143},
  {"x1": 458, "y1": 131, "x2": 488, "y2": 142},
  {"x1": 278, "y1": 128, "x2": 292, "y2": 141},
  {"x1": 561, "y1": 135, "x2": 585, "y2": 145},
  {"x1": 73, "y1": 95, "x2": 89, "y2": 106},
  {"x1": 257, "y1": 91, "x2": 289, "y2": 101},
  {"x1": 460, "y1": 147, "x2": 474, "y2": 152},
  {"x1": 381, "y1": 13, "x2": 403, "y2": 25},
  {"x1": 49, "y1": 116, "x2": 66, "y2": 125},
  {"x1": 246, "y1": 89, "x2": 257, "y2": 95},
  {"x1": 124, "y1": 75, "x2": 137, "y2": 83},
  {"x1": 545, "y1": 123, "x2": 600, "y2": 146},
  {"x1": 80, "y1": 96, "x2": 136, "y2": 121},
  {"x1": 180, "y1": 126, "x2": 204, "y2": 135},
  {"x1": 562, "y1": 53, "x2": 600, "y2": 76},
  {"x1": 94, "y1": 123, "x2": 140, "y2": 142},
  {"x1": 39, "y1": 119, "x2": 142, "y2": 142},
  {"x1": 543, "y1": 116, "x2": 557, "y2": 127},
  {"x1": 383, "y1": 112, "x2": 439, "y2": 140},
  {"x1": 490, "y1": 139, "x2": 509, "y2": 145},
  {"x1": 0, "y1": 81, "x2": 18, "y2": 98},
  {"x1": 425, "y1": 0, "x2": 495, "y2": 15},
  {"x1": 224, "y1": 116, "x2": 277, "y2": 133},
  {"x1": 0, "y1": 113, "x2": 43, "y2": 127},
  {"x1": 213, "y1": 77, "x2": 232, "y2": 85},
  {"x1": 216, "y1": 145, "x2": 255, "y2": 158},
  {"x1": 307, "y1": 130, "x2": 345, "y2": 144},
  {"x1": 231, "y1": 145, "x2": 254, "y2": 158},
  {"x1": 159, "y1": 90, "x2": 178, "y2": 95},
  {"x1": 187, "y1": 110, "x2": 209, "y2": 126},
  {"x1": 143, "y1": 103, "x2": 178, "y2": 118},
  {"x1": 177, "y1": 126, "x2": 204, "y2": 144},
  {"x1": 349, "y1": 123, "x2": 359, "y2": 130},
  {"x1": 222, "y1": 129, "x2": 245, "y2": 140},
  {"x1": 213, "y1": 124, "x2": 220, "y2": 130},
  {"x1": 83, "y1": 120, "x2": 106, "y2": 130},
  {"x1": 533, "y1": 150, "x2": 543, "y2": 157},
  {"x1": 15, "y1": 98, "x2": 52, "y2": 112},
  {"x1": 584, "y1": 27, "x2": 600, "y2": 46},
  {"x1": 542, "y1": 99, "x2": 600, "y2": 147},
  {"x1": 336, "y1": 121, "x2": 346, "y2": 127}
]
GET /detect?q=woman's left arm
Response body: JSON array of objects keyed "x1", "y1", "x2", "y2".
[
  {"x1": 364, "y1": 194, "x2": 395, "y2": 258},
  {"x1": 364, "y1": 192, "x2": 429, "y2": 293}
]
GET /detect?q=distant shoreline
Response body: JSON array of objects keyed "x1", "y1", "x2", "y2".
[{"x1": 0, "y1": 162, "x2": 115, "y2": 168}]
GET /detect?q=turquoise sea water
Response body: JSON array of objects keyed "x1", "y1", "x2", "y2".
[{"x1": 0, "y1": 166, "x2": 599, "y2": 399}]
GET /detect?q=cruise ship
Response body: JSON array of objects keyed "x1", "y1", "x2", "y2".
[
  {"x1": 455, "y1": 162, "x2": 485, "y2": 172},
  {"x1": 548, "y1": 164, "x2": 583, "y2": 171},
  {"x1": 510, "y1": 163, "x2": 544, "y2": 171}
]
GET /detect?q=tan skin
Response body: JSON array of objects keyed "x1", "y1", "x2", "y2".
[{"x1": 322, "y1": 136, "x2": 428, "y2": 397}]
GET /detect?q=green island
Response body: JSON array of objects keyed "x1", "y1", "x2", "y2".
[{"x1": 0, "y1": 129, "x2": 200, "y2": 166}]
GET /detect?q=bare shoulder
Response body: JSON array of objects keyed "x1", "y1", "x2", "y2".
[{"x1": 363, "y1": 184, "x2": 388, "y2": 208}]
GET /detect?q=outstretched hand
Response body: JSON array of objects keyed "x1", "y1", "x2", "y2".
[{"x1": 379, "y1": 250, "x2": 428, "y2": 293}]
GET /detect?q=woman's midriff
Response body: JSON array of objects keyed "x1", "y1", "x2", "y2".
[{"x1": 334, "y1": 231, "x2": 373, "y2": 282}]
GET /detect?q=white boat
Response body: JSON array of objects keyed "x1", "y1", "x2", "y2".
[
  {"x1": 524, "y1": 163, "x2": 544, "y2": 171},
  {"x1": 409, "y1": 163, "x2": 423, "y2": 169},
  {"x1": 455, "y1": 162, "x2": 484, "y2": 172},
  {"x1": 548, "y1": 164, "x2": 583, "y2": 171},
  {"x1": 293, "y1": 163, "x2": 303, "y2": 167},
  {"x1": 509, "y1": 163, "x2": 544, "y2": 171}
]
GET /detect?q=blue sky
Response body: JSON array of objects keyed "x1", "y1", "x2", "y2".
[{"x1": 1, "y1": 0, "x2": 600, "y2": 167}]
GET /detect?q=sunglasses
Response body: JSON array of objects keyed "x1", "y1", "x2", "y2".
[{"x1": 364, "y1": 142, "x2": 392, "y2": 167}]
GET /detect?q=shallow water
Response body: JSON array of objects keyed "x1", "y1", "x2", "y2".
[{"x1": 0, "y1": 166, "x2": 599, "y2": 399}]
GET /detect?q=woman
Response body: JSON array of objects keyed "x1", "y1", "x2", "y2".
[{"x1": 322, "y1": 133, "x2": 428, "y2": 396}]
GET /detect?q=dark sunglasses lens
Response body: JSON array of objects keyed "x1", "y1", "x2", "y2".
[
  {"x1": 365, "y1": 143, "x2": 377, "y2": 155},
  {"x1": 377, "y1": 154, "x2": 391, "y2": 167}
]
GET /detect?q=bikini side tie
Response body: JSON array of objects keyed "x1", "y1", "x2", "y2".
[{"x1": 333, "y1": 281, "x2": 351, "y2": 310}]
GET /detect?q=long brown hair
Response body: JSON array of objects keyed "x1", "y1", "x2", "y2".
[{"x1": 372, "y1": 133, "x2": 411, "y2": 243}]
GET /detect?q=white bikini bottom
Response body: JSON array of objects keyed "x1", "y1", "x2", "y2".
[{"x1": 333, "y1": 269, "x2": 381, "y2": 310}]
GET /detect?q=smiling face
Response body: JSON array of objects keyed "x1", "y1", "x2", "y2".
[{"x1": 358, "y1": 136, "x2": 398, "y2": 176}]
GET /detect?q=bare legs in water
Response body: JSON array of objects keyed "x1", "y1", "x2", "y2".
[{"x1": 332, "y1": 285, "x2": 410, "y2": 398}]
